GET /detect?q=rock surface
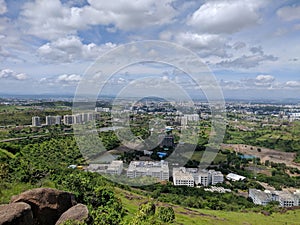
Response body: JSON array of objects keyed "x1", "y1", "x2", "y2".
[
  {"x1": 11, "y1": 188, "x2": 76, "y2": 225},
  {"x1": 55, "y1": 204, "x2": 89, "y2": 225},
  {"x1": 0, "y1": 202, "x2": 33, "y2": 225}
]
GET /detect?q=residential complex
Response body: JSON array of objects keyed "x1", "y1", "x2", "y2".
[
  {"x1": 127, "y1": 161, "x2": 169, "y2": 181},
  {"x1": 87, "y1": 160, "x2": 123, "y2": 175},
  {"x1": 173, "y1": 167, "x2": 224, "y2": 187},
  {"x1": 249, "y1": 189, "x2": 300, "y2": 207},
  {"x1": 46, "y1": 115, "x2": 61, "y2": 126}
]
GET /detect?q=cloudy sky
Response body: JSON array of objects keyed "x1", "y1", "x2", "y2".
[{"x1": 0, "y1": 0, "x2": 299, "y2": 100}]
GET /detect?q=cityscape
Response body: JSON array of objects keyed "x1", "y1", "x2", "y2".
[{"x1": 1, "y1": 0, "x2": 300, "y2": 224}]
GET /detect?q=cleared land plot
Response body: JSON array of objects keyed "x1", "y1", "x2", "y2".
[{"x1": 222, "y1": 144, "x2": 300, "y2": 170}]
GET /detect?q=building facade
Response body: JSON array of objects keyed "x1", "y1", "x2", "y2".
[{"x1": 127, "y1": 161, "x2": 169, "y2": 181}]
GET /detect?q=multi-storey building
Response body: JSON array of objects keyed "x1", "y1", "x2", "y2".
[
  {"x1": 127, "y1": 161, "x2": 169, "y2": 181},
  {"x1": 173, "y1": 167, "x2": 194, "y2": 187},
  {"x1": 46, "y1": 115, "x2": 61, "y2": 125},
  {"x1": 63, "y1": 115, "x2": 74, "y2": 125},
  {"x1": 249, "y1": 189, "x2": 300, "y2": 207},
  {"x1": 32, "y1": 116, "x2": 41, "y2": 127},
  {"x1": 172, "y1": 167, "x2": 224, "y2": 187}
]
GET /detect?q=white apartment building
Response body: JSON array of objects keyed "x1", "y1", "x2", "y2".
[
  {"x1": 249, "y1": 189, "x2": 300, "y2": 207},
  {"x1": 46, "y1": 115, "x2": 61, "y2": 125},
  {"x1": 211, "y1": 171, "x2": 224, "y2": 185},
  {"x1": 173, "y1": 167, "x2": 224, "y2": 187},
  {"x1": 63, "y1": 115, "x2": 74, "y2": 125},
  {"x1": 127, "y1": 161, "x2": 169, "y2": 181},
  {"x1": 198, "y1": 170, "x2": 210, "y2": 186},
  {"x1": 106, "y1": 160, "x2": 123, "y2": 175},
  {"x1": 32, "y1": 116, "x2": 41, "y2": 127},
  {"x1": 87, "y1": 160, "x2": 123, "y2": 175},
  {"x1": 173, "y1": 167, "x2": 194, "y2": 187}
]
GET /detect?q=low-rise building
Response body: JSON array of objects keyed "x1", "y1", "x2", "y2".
[
  {"x1": 249, "y1": 189, "x2": 300, "y2": 207},
  {"x1": 226, "y1": 173, "x2": 246, "y2": 181},
  {"x1": 249, "y1": 189, "x2": 272, "y2": 206},
  {"x1": 87, "y1": 160, "x2": 123, "y2": 175},
  {"x1": 127, "y1": 161, "x2": 169, "y2": 181}
]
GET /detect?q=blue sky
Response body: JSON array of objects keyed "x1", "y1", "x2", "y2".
[{"x1": 0, "y1": 0, "x2": 300, "y2": 100}]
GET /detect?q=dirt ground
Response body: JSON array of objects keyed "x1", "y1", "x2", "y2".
[{"x1": 221, "y1": 144, "x2": 300, "y2": 170}]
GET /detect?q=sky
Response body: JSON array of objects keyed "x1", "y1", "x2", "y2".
[{"x1": 0, "y1": 0, "x2": 300, "y2": 100}]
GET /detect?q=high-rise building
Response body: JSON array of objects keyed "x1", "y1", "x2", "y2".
[
  {"x1": 32, "y1": 116, "x2": 41, "y2": 127},
  {"x1": 63, "y1": 115, "x2": 74, "y2": 125},
  {"x1": 46, "y1": 115, "x2": 61, "y2": 126}
]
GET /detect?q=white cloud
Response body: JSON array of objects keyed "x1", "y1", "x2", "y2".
[
  {"x1": 86, "y1": 0, "x2": 177, "y2": 30},
  {"x1": 0, "y1": 68, "x2": 28, "y2": 80},
  {"x1": 285, "y1": 80, "x2": 300, "y2": 88},
  {"x1": 277, "y1": 5, "x2": 300, "y2": 21},
  {"x1": 57, "y1": 74, "x2": 81, "y2": 83},
  {"x1": 217, "y1": 53, "x2": 278, "y2": 69},
  {"x1": 0, "y1": 0, "x2": 7, "y2": 15},
  {"x1": 254, "y1": 75, "x2": 275, "y2": 86},
  {"x1": 37, "y1": 36, "x2": 117, "y2": 63},
  {"x1": 175, "y1": 32, "x2": 228, "y2": 57},
  {"x1": 40, "y1": 74, "x2": 82, "y2": 86},
  {"x1": 187, "y1": 0, "x2": 265, "y2": 34},
  {"x1": 20, "y1": 0, "x2": 177, "y2": 40}
]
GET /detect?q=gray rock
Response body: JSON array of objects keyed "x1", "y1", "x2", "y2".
[
  {"x1": 55, "y1": 204, "x2": 89, "y2": 225},
  {"x1": 11, "y1": 188, "x2": 76, "y2": 225},
  {"x1": 0, "y1": 202, "x2": 33, "y2": 225}
]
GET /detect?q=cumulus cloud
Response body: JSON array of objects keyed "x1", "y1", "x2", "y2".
[
  {"x1": 175, "y1": 32, "x2": 228, "y2": 57},
  {"x1": 285, "y1": 80, "x2": 300, "y2": 88},
  {"x1": 37, "y1": 36, "x2": 117, "y2": 62},
  {"x1": 0, "y1": 69, "x2": 28, "y2": 80},
  {"x1": 187, "y1": 0, "x2": 266, "y2": 34},
  {"x1": 277, "y1": 5, "x2": 300, "y2": 21},
  {"x1": 20, "y1": 0, "x2": 177, "y2": 40}
]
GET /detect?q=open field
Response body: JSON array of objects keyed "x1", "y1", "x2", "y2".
[
  {"x1": 221, "y1": 144, "x2": 300, "y2": 170},
  {"x1": 116, "y1": 187, "x2": 300, "y2": 225}
]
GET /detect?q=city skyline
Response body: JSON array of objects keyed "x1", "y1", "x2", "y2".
[{"x1": 0, "y1": 0, "x2": 300, "y2": 100}]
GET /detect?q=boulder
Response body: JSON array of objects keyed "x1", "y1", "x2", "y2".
[
  {"x1": 55, "y1": 204, "x2": 89, "y2": 225},
  {"x1": 0, "y1": 202, "x2": 33, "y2": 225},
  {"x1": 11, "y1": 188, "x2": 76, "y2": 225}
]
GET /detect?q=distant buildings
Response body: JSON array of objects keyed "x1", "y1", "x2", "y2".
[
  {"x1": 172, "y1": 167, "x2": 224, "y2": 187},
  {"x1": 87, "y1": 160, "x2": 123, "y2": 175},
  {"x1": 63, "y1": 113, "x2": 95, "y2": 125},
  {"x1": 127, "y1": 161, "x2": 169, "y2": 181},
  {"x1": 46, "y1": 115, "x2": 61, "y2": 125},
  {"x1": 249, "y1": 189, "x2": 300, "y2": 207},
  {"x1": 177, "y1": 114, "x2": 200, "y2": 126},
  {"x1": 32, "y1": 116, "x2": 41, "y2": 127}
]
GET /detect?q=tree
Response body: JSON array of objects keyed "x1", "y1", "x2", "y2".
[{"x1": 157, "y1": 206, "x2": 175, "y2": 223}]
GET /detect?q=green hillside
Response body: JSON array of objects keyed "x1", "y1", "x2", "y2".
[{"x1": 116, "y1": 188, "x2": 300, "y2": 225}]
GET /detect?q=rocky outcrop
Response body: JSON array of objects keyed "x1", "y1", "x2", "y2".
[
  {"x1": 0, "y1": 202, "x2": 33, "y2": 225},
  {"x1": 11, "y1": 188, "x2": 77, "y2": 225},
  {"x1": 55, "y1": 204, "x2": 89, "y2": 225}
]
